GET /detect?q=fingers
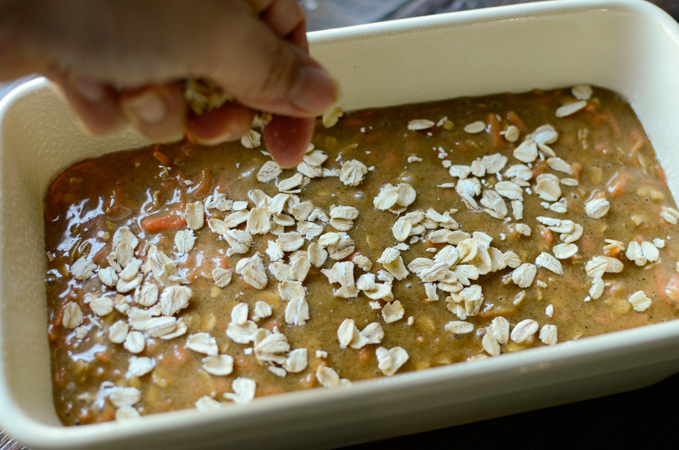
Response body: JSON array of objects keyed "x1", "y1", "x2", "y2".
[
  {"x1": 8, "y1": 0, "x2": 329, "y2": 159},
  {"x1": 253, "y1": 0, "x2": 308, "y2": 50},
  {"x1": 120, "y1": 84, "x2": 187, "y2": 142},
  {"x1": 208, "y1": 37, "x2": 337, "y2": 117},
  {"x1": 47, "y1": 69, "x2": 187, "y2": 142},
  {"x1": 262, "y1": 115, "x2": 315, "y2": 168},
  {"x1": 195, "y1": 2, "x2": 336, "y2": 118},
  {"x1": 286, "y1": 18, "x2": 309, "y2": 52},
  {"x1": 188, "y1": 103, "x2": 255, "y2": 145},
  {"x1": 44, "y1": 70, "x2": 128, "y2": 135}
]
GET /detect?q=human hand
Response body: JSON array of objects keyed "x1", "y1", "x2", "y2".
[{"x1": 0, "y1": 0, "x2": 337, "y2": 166}]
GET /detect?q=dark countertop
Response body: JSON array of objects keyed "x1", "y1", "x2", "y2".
[
  {"x1": 1, "y1": 1, "x2": 678, "y2": 449},
  {"x1": 346, "y1": 372, "x2": 679, "y2": 449}
]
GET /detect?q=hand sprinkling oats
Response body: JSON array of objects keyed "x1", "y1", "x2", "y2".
[{"x1": 1, "y1": 0, "x2": 337, "y2": 167}]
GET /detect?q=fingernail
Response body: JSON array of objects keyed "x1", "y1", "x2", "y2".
[
  {"x1": 126, "y1": 91, "x2": 167, "y2": 124},
  {"x1": 290, "y1": 65, "x2": 338, "y2": 114},
  {"x1": 191, "y1": 132, "x2": 239, "y2": 146},
  {"x1": 188, "y1": 123, "x2": 241, "y2": 146},
  {"x1": 72, "y1": 78, "x2": 106, "y2": 104}
]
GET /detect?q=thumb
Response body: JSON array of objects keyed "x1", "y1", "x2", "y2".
[{"x1": 199, "y1": 9, "x2": 338, "y2": 118}]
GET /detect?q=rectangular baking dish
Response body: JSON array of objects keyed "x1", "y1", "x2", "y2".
[{"x1": 1, "y1": 0, "x2": 679, "y2": 448}]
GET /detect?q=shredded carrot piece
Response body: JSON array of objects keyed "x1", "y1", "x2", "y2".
[
  {"x1": 540, "y1": 228, "x2": 553, "y2": 245},
  {"x1": 506, "y1": 110, "x2": 528, "y2": 134},
  {"x1": 487, "y1": 113, "x2": 502, "y2": 149},
  {"x1": 606, "y1": 171, "x2": 631, "y2": 197},
  {"x1": 153, "y1": 151, "x2": 173, "y2": 166},
  {"x1": 629, "y1": 138, "x2": 644, "y2": 157},
  {"x1": 193, "y1": 168, "x2": 214, "y2": 200},
  {"x1": 571, "y1": 162, "x2": 582, "y2": 181},
  {"x1": 603, "y1": 245, "x2": 622, "y2": 257},
  {"x1": 141, "y1": 210, "x2": 187, "y2": 233}
]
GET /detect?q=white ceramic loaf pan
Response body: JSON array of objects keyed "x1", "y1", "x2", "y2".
[{"x1": 1, "y1": 0, "x2": 679, "y2": 448}]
